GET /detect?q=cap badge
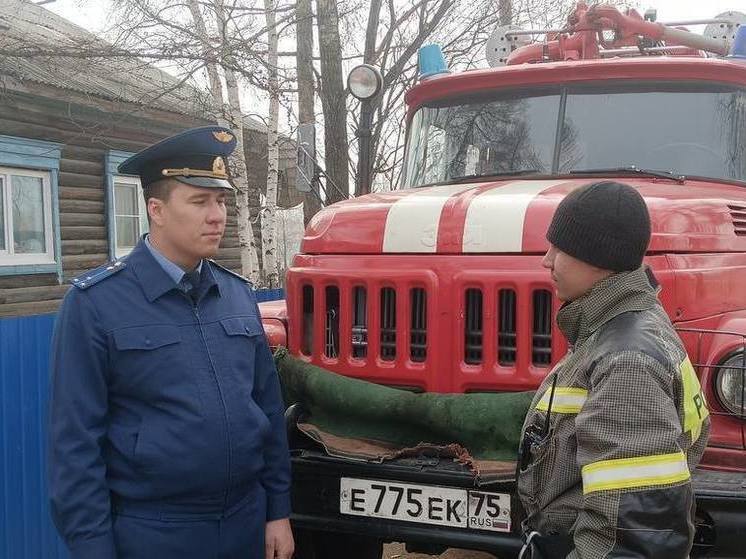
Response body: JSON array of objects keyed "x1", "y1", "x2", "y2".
[
  {"x1": 213, "y1": 130, "x2": 234, "y2": 143},
  {"x1": 212, "y1": 156, "x2": 227, "y2": 177}
]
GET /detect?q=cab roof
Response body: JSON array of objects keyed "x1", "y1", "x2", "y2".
[{"x1": 405, "y1": 57, "x2": 746, "y2": 110}]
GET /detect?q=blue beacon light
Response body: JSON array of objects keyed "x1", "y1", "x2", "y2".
[
  {"x1": 418, "y1": 44, "x2": 450, "y2": 79},
  {"x1": 730, "y1": 26, "x2": 746, "y2": 59}
]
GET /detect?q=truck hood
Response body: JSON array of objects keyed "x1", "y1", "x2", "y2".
[{"x1": 301, "y1": 178, "x2": 746, "y2": 255}]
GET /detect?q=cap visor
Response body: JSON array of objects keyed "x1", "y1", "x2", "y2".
[{"x1": 175, "y1": 176, "x2": 235, "y2": 191}]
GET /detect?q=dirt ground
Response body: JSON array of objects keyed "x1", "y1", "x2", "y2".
[{"x1": 382, "y1": 543, "x2": 496, "y2": 559}]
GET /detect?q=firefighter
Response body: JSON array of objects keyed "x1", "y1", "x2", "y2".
[
  {"x1": 48, "y1": 126, "x2": 294, "y2": 559},
  {"x1": 516, "y1": 181, "x2": 710, "y2": 558}
]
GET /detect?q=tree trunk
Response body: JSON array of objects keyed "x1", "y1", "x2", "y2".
[
  {"x1": 224, "y1": 66, "x2": 261, "y2": 285},
  {"x1": 316, "y1": 0, "x2": 349, "y2": 204},
  {"x1": 184, "y1": 0, "x2": 224, "y2": 118},
  {"x1": 262, "y1": 0, "x2": 281, "y2": 288},
  {"x1": 498, "y1": 0, "x2": 512, "y2": 26},
  {"x1": 186, "y1": 0, "x2": 260, "y2": 282},
  {"x1": 295, "y1": 0, "x2": 321, "y2": 223}
]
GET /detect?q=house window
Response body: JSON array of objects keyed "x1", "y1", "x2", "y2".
[
  {"x1": 106, "y1": 150, "x2": 148, "y2": 258},
  {"x1": 0, "y1": 135, "x2": 62, "y2": 277},
  {"x1": 0, "y1": 167, "x2": 55, "y2": 265},
  {"x1": 112, "y1": 175, "x2": 148, "y2": 257}
]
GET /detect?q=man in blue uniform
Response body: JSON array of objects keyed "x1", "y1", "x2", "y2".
[{"x1": 48, "y1": 126, "x2": 294, "y2": 559}]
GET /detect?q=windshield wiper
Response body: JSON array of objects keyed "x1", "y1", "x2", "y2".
[
  {"x1": 445, "y1": 169, "x2": 542, "y2": 184},
  {"x1": 570, "y1": 165, "x2": 686, "y2": 184}
]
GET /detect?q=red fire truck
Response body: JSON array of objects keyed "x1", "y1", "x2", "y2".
[{"x1": 261, "y1": 4, "x2": 746, "y2": 557}]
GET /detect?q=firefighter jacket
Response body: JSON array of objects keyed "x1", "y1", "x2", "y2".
[
  {"x1": 516, "y1": 266, "x2": 710, "y2": 558},
  {"x1": 48, "y1": 240, "x2": 291, "y2": 559}
]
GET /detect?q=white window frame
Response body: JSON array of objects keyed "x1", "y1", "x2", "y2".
[
  {"x1": 112, "y1": 175, "x2": 148, "y2": 258},
  {"x1": 0, "y1": 166, "x2": 55, "y2": 266}
]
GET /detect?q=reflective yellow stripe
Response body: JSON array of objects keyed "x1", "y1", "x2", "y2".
[
  {"x1": 680, "y1": 357, "x2": 709, "y2": 443},
  {"x1": 535, "y1": 387, "x2": 588, "y2": 414},
  {"x1": 582, "y1": 451, "x2": 690, "y2": 494}
]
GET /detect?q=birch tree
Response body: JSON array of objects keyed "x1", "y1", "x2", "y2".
[
  {"x1": 262, "y1": 0, "x2": 281, "y2": 288},
  {"x1": 104, "y1": 0, "x2": 294, "y2": 285},
  {"x1": 186, "y1": 0, "x2": 261, "y2": 283}
]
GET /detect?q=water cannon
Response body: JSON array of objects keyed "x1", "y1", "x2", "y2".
[{"x1": 483, "y1": 3, "x2": 746, "y2": 66}]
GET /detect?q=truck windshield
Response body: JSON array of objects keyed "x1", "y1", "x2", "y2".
[{"x1": 402, "y1": 83, "x2": 746, "y2": 187}]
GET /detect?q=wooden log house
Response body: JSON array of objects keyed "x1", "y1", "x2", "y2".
[{"x1": 0, "y1": 0, "x2": 300, "y2": 318}]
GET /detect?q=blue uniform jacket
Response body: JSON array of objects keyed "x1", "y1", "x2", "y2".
[{"x1": 48, "y1": 241, "x2": 291, "y2": 559}]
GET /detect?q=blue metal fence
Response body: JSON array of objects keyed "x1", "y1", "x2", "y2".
[
  {"x1": 0, "y1": 313, "x2": 66, "y2": 559},
  {"x1": 254, "y1": 288, "x2": 285, "y2": 303},
  {"x1": 0, "y1": 289, "x2": 284, "y2": 558}
]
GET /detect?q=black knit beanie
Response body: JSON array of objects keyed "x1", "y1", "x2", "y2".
[{"x1": 546, "y1": 181, "x2": 651, "y2": 272}]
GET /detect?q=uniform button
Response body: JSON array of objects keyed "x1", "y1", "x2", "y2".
[
  {"x1": 245, "y1": 326, "x2": 250, "y2": 332},
  {"x1": 145, "y1": 339, "x2": 151, "y2": 346}
]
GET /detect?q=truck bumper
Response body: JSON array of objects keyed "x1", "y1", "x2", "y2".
[
  {"x1": 692, "y1": 468, "x2": 746, "y2": 558},
  {"x1": 290, "y1": 451, "x2": 746, "y2": 558},
  {"x1": 291, "y1": 449, "x2": 522, "y2": 556}
]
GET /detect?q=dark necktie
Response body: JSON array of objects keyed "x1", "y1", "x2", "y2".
[{"x1": 184, "y1": 269, "x2": 201, "y2": 303}]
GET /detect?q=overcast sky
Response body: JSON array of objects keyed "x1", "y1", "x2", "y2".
[
  {"x1": 41, "y1": 0, "x2": 743, "y2": 136},
  {"x1": 46, "y1": 0, "x2": 743, "y2": 35}
]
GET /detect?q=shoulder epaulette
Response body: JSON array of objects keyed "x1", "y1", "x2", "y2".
[
  {"x1": 208, "y1": 259, "x2": 253, "y2": 286},
  {"x1": 71, "y1": 259, "x2": 127, "y2": 290}
]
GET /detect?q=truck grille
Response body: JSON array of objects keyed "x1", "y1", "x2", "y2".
[
  {"x1": 410, "y1": 288, "x2": 427, "y2": 362},
  {"x1": 295, "y1": 281, "x2": 553, "y2": 370},
  {"x1": 498, "y1": 289, "x2": 517, "y2": 365},
  {"x1": 301, "y1": 284, "x2": 314, "y2": 355},
  {"x1": 325, "y1": 286, "x2": 340, "y2": 358},
  {"x1": 464, "y1": 287, "x2": 552, "y2": 367},
  {"x1": 380, "y1": 287, "x2": 397, "y2": 361},
  {"x1": 351, "y1": 286, "x2": 368, "y2": 358},
  {"x1": 532, "y1": 290, "x2": 553, "y2": 366},
  {"x1": 465, "y1": 289, "x2": 483, "y2": 364}
]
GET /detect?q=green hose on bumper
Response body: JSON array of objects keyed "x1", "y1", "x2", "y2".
[{"x1": 275, "y1": 348, "x2": 534, "y2": 464}]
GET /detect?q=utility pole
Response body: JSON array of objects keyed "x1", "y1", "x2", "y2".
[
  {"x1": 295, "y1": 0, "x2": 320, "y2": 221},
  {"x1": 355, "y1": 0, "x2": 382, "y2": 196},
  {"x1": 356, "y1": 102, "x2": 374, "y2": 196}
]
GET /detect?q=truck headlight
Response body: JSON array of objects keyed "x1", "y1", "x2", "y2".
[{"x1": 715, "y1": 353, "x2": 746, "y2": 416}]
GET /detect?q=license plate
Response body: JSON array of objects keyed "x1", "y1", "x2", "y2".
[{"x1": 339, "y1": 477, "x2": 511, "y2": 532}]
